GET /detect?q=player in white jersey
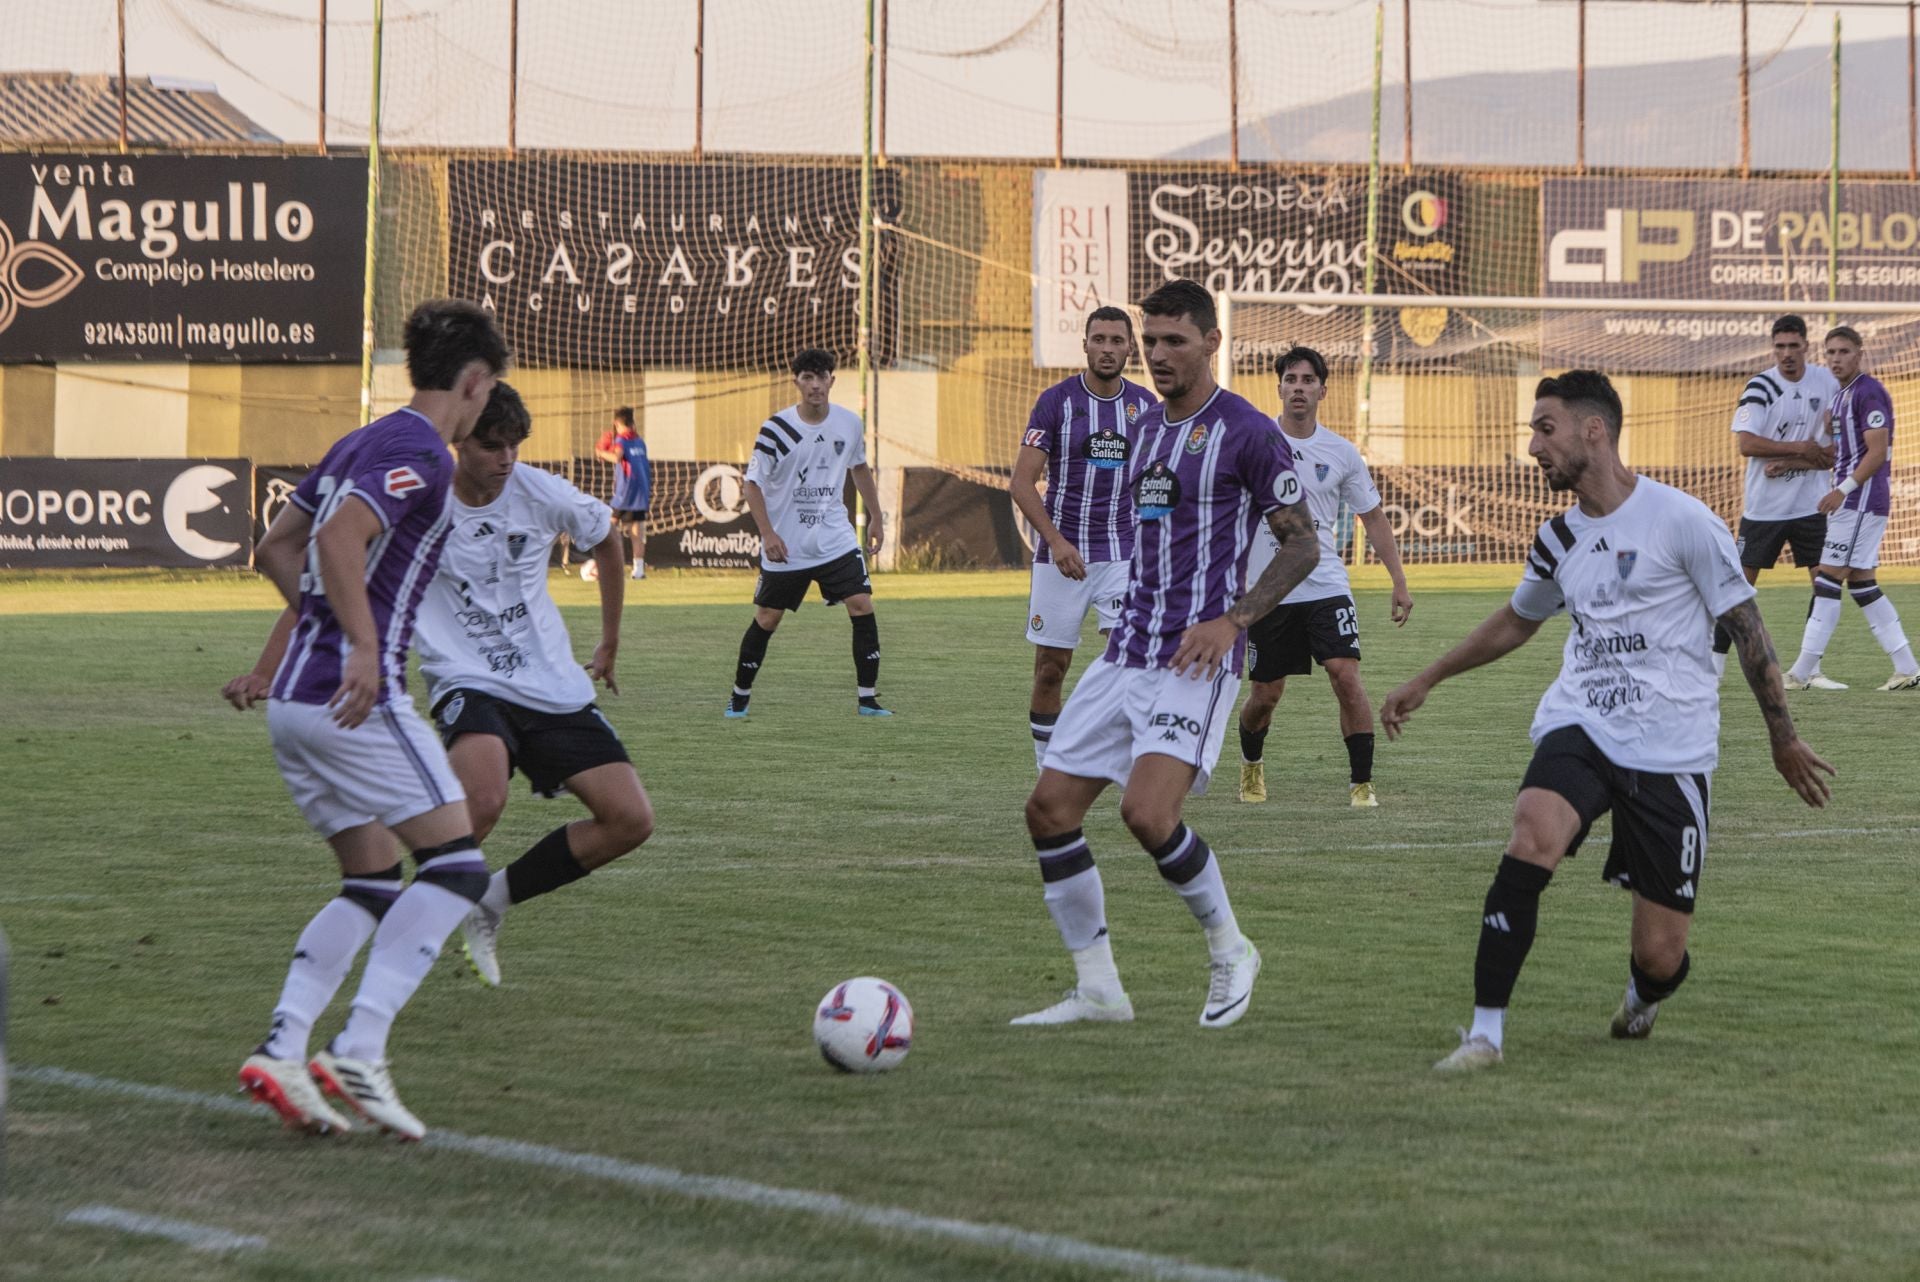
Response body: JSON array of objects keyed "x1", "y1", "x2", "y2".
[
  {"x1": 1783, "y1": 325, "x2": 1920, "y2": 693},
  {"x1": 726, "y1": 348, "x2": 889, "y2": 718},
  {"x1": 400, "y1": 383, "x2": 656, "y2": 987},
  {"x1": 1711, "y1": 315, "x2": 1841, "y2": 685},
  {"x1": 1011, "y1": 306, "x2": 1157, "y2": 768},
  {"x1": 1237, "y1": 346, "x2": 1412, "y2": 808},
  {"x1": 1380, "y1": 371, "x2": 1832, "y2": 1073}
]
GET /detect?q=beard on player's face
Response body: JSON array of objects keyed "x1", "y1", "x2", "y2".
[{"x1": 1538, "y1": 447, "x2": 1587, "y2": 491}]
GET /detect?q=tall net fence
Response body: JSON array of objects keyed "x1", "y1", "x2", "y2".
[{"x1": 5, "y1": 0, "x2": 1919, "y2": 566}]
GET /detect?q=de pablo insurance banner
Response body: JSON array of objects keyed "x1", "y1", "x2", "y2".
[
  {"x1": 0, "y1": 458, "x2": 252, "y2": 568},
  {"x1": 1543, "y1": 177, "x2": 1920, "y2": 370},
  {"x1": 0, "y1": 154, "x2": 365, "y2": 362},
  {"x1": 447, "y1": 161, "x2": 900, "y2": 370}
]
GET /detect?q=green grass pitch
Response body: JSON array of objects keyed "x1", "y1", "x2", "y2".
[{"x1": 3, "y1": 570, "x2": 1919, "y2": 1282}]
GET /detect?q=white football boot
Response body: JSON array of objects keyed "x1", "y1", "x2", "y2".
[
  {"x1": 459, "y1": 901, "x2": 503, "y2": 987},
  {"x1": 238, "y1": 1053, "x2": 352, "y2": 1135},
  {"x1": 1010, "y1": 988, "x2": 1135, "y2": 1026},
  {"x1": 309, "y1": 1050, "x2": 427, "y2": 1141},
  {"x1": 1199, "y1": 937, "x2": 1261, "y2": 1028},
  {"x1": 1433, "y1": 1028, "x2": 1504, "y2": 1072}
]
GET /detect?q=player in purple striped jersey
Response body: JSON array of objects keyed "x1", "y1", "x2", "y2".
[
  {"x1": 1014, "y1": 280, "x2": 1319, "y2": 1030},
  {"x1": 1011, "y1": 306, "x2": 1158, "y2": 768},
  {"x1": 1784, "y1": 326, "x2": 1920, "y2": 692},
  {"x1": 224, "y1": 299, "x2": 508, "y2": 1139}
]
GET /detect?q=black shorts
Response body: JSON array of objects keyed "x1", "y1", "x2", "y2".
[
  {"x1": 753, "y1": 549, "x2": 872, "y2": 612},
  {"x1": 1736, "y1": 514, "x2": 1824, "y2": 571},
  {"x1": 432, "y1": 688, "x2": 630, "y2": 798},
  {"x1": 612, "y1": 508, "x2": 649, "y2": 524},
  {"x1": 1520, "y1": 726, "x2": 1710, "y2": 914},
  {"x1": 1246, "y1": 595, "x2": 1361, "y2": 682}
]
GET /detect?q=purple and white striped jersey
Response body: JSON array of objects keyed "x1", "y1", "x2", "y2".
[
  {"x1": 1022, "y1": 374, "x2": 1158, "y2": 564},
  {"x1": 1104, "y1": 388, "x2": 1302, "y2": 675},
  {"x1": 1830, "y1": 373, "x2": 1894, "y2": 515},
  {"x1": 270, "y1": 408, "x2": 455, "y2": 708}
]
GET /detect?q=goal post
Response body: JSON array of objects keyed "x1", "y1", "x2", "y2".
[{"x1": 1214, "y1": 291, "x2": 1920, "y2": 569}]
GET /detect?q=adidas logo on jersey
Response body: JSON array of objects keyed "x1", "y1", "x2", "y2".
[
  {"x1": 1592, "y1": 537, "x2": 1610, "y2": 552},
  {"x1": 471, "y1": 521, "x2": 496, "y2": 537}
]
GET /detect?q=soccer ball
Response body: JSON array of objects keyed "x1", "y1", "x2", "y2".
[
  {"x1": 579, "y1": 560, "x2": 599, "y2": 581},
  {"x1": 813, "y1": 976, "x2": 913, "y2": 1073}
]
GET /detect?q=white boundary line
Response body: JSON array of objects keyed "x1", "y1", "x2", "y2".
[
  {"x1": 19, "y1": 1067, "x2": 1284, "y2": 1282},
  {"x1": 63, "y1": 1204, "x2": 267, "y2": 1252}
]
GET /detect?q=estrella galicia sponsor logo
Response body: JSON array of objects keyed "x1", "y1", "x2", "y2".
[
  {"x1": 1133, "y1": 462, "x2": 1181, "y2": 520},
  {"x1": 1085, "y1": 427, "x2": 1127, "y2": 469}
]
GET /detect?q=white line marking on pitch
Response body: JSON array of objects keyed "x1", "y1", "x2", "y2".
[
  {"x1": 19, "y1": 1067, "x2": 1283, "y2": 1282},
  {"x1": 63, "y1": 1204, "x2": 266, "y2": 1253}
]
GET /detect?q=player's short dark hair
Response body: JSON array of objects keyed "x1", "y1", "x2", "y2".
[
  {"x1": 403, "y1": 299, "x2": 509, "y2": 391},
  {"x1": 790, "y1": 348, "x2": 836, "y2": 377},
  {"x1": 1825, "y1": 324, "x2": 1864, "y2": 348},
  {"x1": 612, "y1": 405, "x2": 635, "y2": 427},
  {"x1": 1274, "y1": 345, "x2": 1328, "y2": 384},
  {"x1": 1139, "y1": 279, "x2": 1217, "y2": 333},
  {"x1": 471, "y1": 381, "x2": 532, "y2": 446},
  {"x1": 1771, "y1": 314, "x2": 1808, "y2": 339},
  {"x1": 1084, "y1": 306, "x2": 1133, "y2": 336},
  {"x1": 1535, "y1": 369, "x2": 1623, "y2": 440}
]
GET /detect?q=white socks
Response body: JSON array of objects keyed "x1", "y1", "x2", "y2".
[
  {"x1": 1860, "y1": 594, "x2": 1919, "y2": 674},
  {"x1": 1042, "y1": 864, "x2": 1107, "y2": 954},
  {"x1": 262, "y1": 897, "x2": 377, "y2": 1062},
  {"x1": 479, "y1": 869, "x2": 512, "y2": 917},
  {"x1": 333, "y1": 879, "x2": 478, "y2": 1062},
  {"x1": 1172, "y1": 853, "x2": 1244, "y2": 963},
  {"x1": 1711, "y1": 651, "x2": 1728, "y2": 680},
  {"x1": 1789, "y1": 581, "x2": 1845, "y2": 681},
  {"x1": 1071, "y1": 932, "x2": 1124, "y2": 1003},
  {"x1": 1470, "y1": 1005, "x2": 1505, "y2": 1049}
]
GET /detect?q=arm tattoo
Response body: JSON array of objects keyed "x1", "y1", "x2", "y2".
[
  {"x1": 1720, "y1": 597, "x2": 1797, "y2": 746},
  {"x1": 1228, "y1": 503, "x2": 1319, "y2": 628}
]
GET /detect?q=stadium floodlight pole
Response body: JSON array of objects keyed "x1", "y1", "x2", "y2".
[
  {"x1": 1830, "y1": 11, "x2": 1841, "y2": 331},
  {"x1": 1054, "y1": 0, "x2": 1065, "y2": 167},
  {"x1": 877, "y1": 0, "x2": 889, "y2": 165},
  {"x1": 1909, "y1": 0, "x2": 1916, "y2": 181},
  {"x1": 1576, "y1": 0, "x2": 1587, "y2": 174},
  {"x1": 507, "y1": 0, "x2": 518, "y2": 156},
  {"x1": 1228, "y1": 0, "x2": 1240, "y2": 172},
  {"x1": 857, "y1": 0, "x2": 876, "y2": 550},
  {"x1": 115, "y1": 0, "x2": 128, "y2": 153},
  {"x1": 317, "y1": 0, "x2": 327, "y2": 154},
  {"x1": 1358, "y1": 0, "x2": 1384, "y2": 460},
  {"x1": 358, "y1": 0, "x2": 384, "y2": 422},
  {"x1": 1739, "y1": 0, "x2": 1751, "y2": 178},
  {"x1": 1402, "y1": 0, "x2": 1412, "y2": 172},
  {"x1": 694, "y1": 0, "x2": 705, "y2": 161}
]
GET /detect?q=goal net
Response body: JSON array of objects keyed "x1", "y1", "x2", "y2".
[{"x1": 1217, "y1": 291, "x2": 1920, "y2": 569}]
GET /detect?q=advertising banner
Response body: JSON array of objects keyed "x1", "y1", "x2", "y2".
[
  {"x1": 1032, "y1": 169, "x2": 1130, "y2": 368},
  {"x1": 448, "y1": 161, "x2": 900, "y2": 370},
  {"x1": 1129, "y1": 170, "x2": 1468, "y2": 366},
  {"x1": 1543, "y1": 178, "x2": 1920, "y2": 369},
  {"x1": 0, "y1": 458, "x2": 252, "y2": 567},
  {"x1": 0, "y1": 154, "x2": 365, "y2": 362}
]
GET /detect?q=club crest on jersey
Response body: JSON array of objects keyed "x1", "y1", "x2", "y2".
[
  {"x1": 1616, "y1": 549, "x2": 1638, "y2": 580},
  {"x1": 383, "y1": 466, "x2": 425, "y2": 497},
  {"x1": 1133, "y1": 462, "x2": 1181, "y2": 520},
  {"x1": 506, "y1": 532, "x2": 528, "y2": 560},
  {"x1": 834, "y1": 439, "x2": 845, "y2": 455},
  {"x1": 1183, "y1": 422, "x2": 1211, "y2": 454},
  {"x1": 1126, "y1": 401, "x2": 1141, "y2": 425},
  {"x1": 1314, "y1": 462, "x2": 1330, "y2": 482}
]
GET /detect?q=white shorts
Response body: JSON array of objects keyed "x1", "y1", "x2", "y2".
[
  {"x1": 1026, "y1": 558, "x2": 1130, "y2": 649},
  {"x1": 268, "y1": 697, "x2": 466, "y2": 838},
  {"x1": 1821, "y1": 508, "x2": 1888, "y2": 570},
  {"x1": 1042, "y1": 657, "x2": 1235, "y2": 796}
]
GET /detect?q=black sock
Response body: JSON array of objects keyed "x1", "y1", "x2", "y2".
[
  {"x1": 505, "y1": 825, "x2": 590, "y2": 905},
  {"x1": 1344, "y1": 731, "x2": 1375, "y2": 784},
  {"x1": 1473, "y1": 856, "x2": 1553, "y2": 1009},
  {"x1": 1630, "y1": 950, "x2": 1691, "y2": 1004},
  {"x1": 1030, "y1": 709, "x2": 1059, "y2": 745},
  {"x1": 1712, "y1": 622, "x2": 1732, "y2": 655},
  {"x1": 733, "y1": 621, "x2": 773, "y2": 704},
  {"x1": 851, "y1": 612, "x2": 880, "y2": 693},
  {"x1": 1239, "y1": 722, "x2": 1268, "y2": 764}
]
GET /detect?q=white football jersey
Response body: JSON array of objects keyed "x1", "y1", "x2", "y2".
[
  {"x1": 744, "y1": 403, "x2": 866, "y2": 572},
  {"x1": 1731, "y1": 363, "x2": 1838, "y2": 521},
  {"x1": 415, "y1": 465, "x2": 613, "y2": 714},
  {"x1": 1243, "y1": 423, "x2": 1381, "y2": 604},
  {"x1": 1510, "y1": 478, "x2": 1756, "y2": 775}
]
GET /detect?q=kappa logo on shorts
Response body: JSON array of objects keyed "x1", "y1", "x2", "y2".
[
  {"x1": 383, "y1": 466, "x2": 425, "y2": 498},
  {"x1": 440, "y1": 695, "x2": 466, "y2": 727}
]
